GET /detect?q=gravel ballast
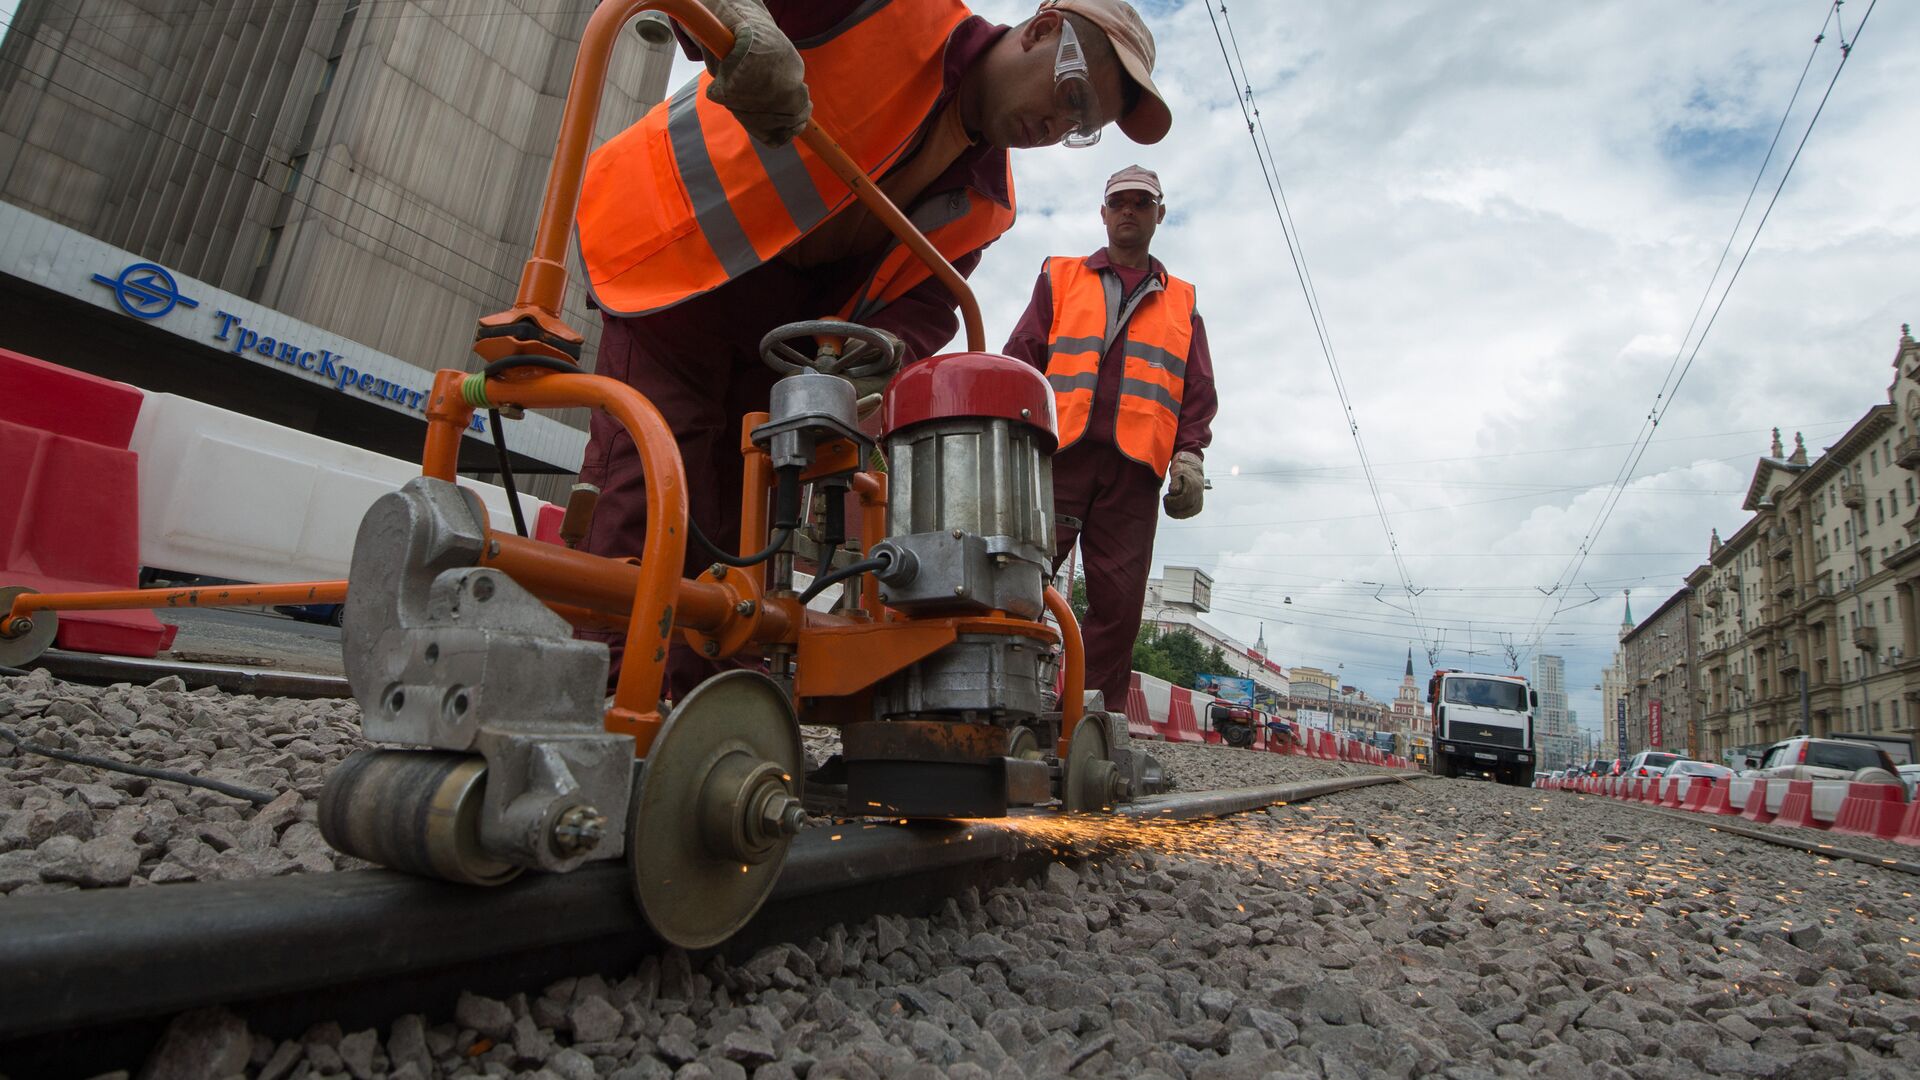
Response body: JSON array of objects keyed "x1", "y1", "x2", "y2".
[
  {"x1": 2, "y1": 669, "x2": 1408, "y2": 897},
  {"x1": 122, "y1": 774, "x2": 1920, "y2": 1078}
]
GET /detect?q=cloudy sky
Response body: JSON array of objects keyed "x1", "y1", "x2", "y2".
[{"x1": 890, "y1": 0, "x2": 1918, "y2": 737}]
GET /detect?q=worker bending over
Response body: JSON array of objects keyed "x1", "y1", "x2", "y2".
[
  {"x1": 1002, "y1": 164, "x2": 1217, "y2": 720},
  {"x1": 575, "y1": 0, "x2": 1171, "y2": 692}
]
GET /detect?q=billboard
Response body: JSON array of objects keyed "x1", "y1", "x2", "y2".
[
  {"x1": 1196, "y1": 674, "x2": 1255, "y2": 705},
  {"x1": 1650, "y1": 699, "x2": 1663, "y2": 747},
  {"x1": 1615, "y1": 698, "x2": 1626, "y2": 753},
  {"x1": 1296, "y1": 708, "x2": 1333, "y2": 730}
]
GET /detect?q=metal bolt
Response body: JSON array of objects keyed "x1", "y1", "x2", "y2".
[
  {"x1": 758, "y1": 794, "x2": 806, "y2": 837},
  {"x1": 3, "y1": 617, "x2": 31, "y2": 638},
  {"x1": 711, "y1": 564, "x2": 728, "y2": 580},
  {"x1": 954, "y1": 586, "x2": 968, "y2": 597},
  {"x1": 487, "y1": 540, "x2": 501, "y2": 558},
  {"x1": 1020, "y1": 408, "x2": 1032, "y2": 419},
  {"x1": 471, "y1": 576, "x2": 495, "y2": 601},
  {"x1": 735, "y1": 600, "x2": 756, "y2": 616},
  {"x1": 703, "y1": 640, "x2": 720, "y2": 657},
  {"x1": 951, "y1": 529, "x2": 964, "y2": 539},
  {"x1": 551, "y1": 805, "x2": 606, "y2": 857}
]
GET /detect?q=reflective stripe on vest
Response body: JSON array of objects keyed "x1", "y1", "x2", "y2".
[
  {"x1": 841, "y1": 161, "x2": 1016, "y2": 323},
  {"x1": 1042, "y1": 256, "x2": 1197, "y2": 476},
  {"x1": 580, "y1": 0, "x2": 977, "y2": 316}
]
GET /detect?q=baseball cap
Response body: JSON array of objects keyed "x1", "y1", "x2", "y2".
[
  {"x1": 1039, "y1": 0, "x2": 1172, "y2": 144},
  {"x1": 1104, "y1": 164, "x2": 1162, "y2": 200}
]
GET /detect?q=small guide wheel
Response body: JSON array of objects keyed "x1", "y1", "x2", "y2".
[
  {"x1": 1007, "y1": 725, "x2": 1043, "y2": 761},
  {"x1": 317, "y1": 749, "x2": 521, "y2": 886},
  {"x1": 0, "y1": 587, "x2": 58, "y2": 669},
  {"x1": 629, "y1": 671, "x2": 804, "y2": 949},
  {"x1": 1063, "y1": 713, "x2": 1120, "y2": 813}
]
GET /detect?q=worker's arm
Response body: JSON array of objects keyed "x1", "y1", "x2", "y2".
[
  {"x1": 862, "y1": 248, "x2": 986, "y2": 364},
  {"x1": 999, "y1": 267, "x2": 1053, "y2": 371},
  {"x1": 1173, "y1": 312, "x2": 1217, "y2": 459}
]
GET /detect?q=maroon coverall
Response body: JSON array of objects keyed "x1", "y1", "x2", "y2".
[
  {"x1": 1001, "y1": 250, "x2": 1217, "y2": 718},
  {"x1": 577, "y1": 7, "x2": 1012, "y2": 694}
]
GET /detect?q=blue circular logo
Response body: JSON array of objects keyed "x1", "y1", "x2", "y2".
[{"x1": 91, "y1": 262, "x2": 200, "y2": 320}]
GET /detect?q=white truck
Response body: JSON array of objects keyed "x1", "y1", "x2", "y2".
[{"x1": 1426, "y1": 669, "x2": 1537, "y2": 786}]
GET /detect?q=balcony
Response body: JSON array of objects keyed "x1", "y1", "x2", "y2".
[
  {"x1": 1843, "y1": 483, "x2": 1866, "y2": 509},
  {"x1": 1854, "y1": 625, "x2": 1880, "y2": 651},
  {"x1": 1898, "y1": 435, "x2": 1920, "y2": 470},
  {"x1": 1705, "y1": 586, "x2": 1723, "y2": 608}
]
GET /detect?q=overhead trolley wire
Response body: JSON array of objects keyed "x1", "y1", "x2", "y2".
[
  {"x1": 1516, "y1": 0, "x2": 1874, "y2": 666},
  {"x1": 1202, "y1": 2, "x2": 1434, "y2": 652}
]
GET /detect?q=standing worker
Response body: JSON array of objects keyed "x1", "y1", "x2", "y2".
[
  {"x1": 1002, "y1": 164, "x2": 1216, "y2": 720},
  {"x1": 575, "y1": 0, "x2": 1173, "y2": 692}
]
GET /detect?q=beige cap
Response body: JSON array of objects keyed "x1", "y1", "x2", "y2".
[
  {"x1": 1039, "y1": 0, "x2": 1171, "y2": 144},
  {"x1": 1105, "y1": 164, "x2": 1162, "y2": 199}
]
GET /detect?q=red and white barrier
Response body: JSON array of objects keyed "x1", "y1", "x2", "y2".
[
  {"x1": 1831, "y1": 783, "x2": 1906, "y2": 840},
  {"x1": 0, "y1": 349, "x2": 176, "y2": 657}
]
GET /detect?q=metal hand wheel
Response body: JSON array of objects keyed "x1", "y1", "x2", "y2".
[{"x1": 759, "y1": 320, "x2": 899, "y2": 379}]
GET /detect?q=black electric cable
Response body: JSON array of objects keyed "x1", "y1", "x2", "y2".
[
  {"x1": 479, "y1": 357, "x2": 581, "y2": 540},
  {"x1": 0, "y1": 665, "x2": 28, "y2": 677},
  {"x1": 0, "y1": 723, "x2": 278, "y2": 805},
  {"x1": 691, "y1": 521, "x2": 795, "y2": 568},
  {"x1": 798, "y1": 554, "x2": 891, "y2": 606}
]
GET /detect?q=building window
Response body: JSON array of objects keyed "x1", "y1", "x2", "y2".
[
  {"x1": 1873, "y1": 702, "x2": 1883, "y2": 729},
  {"x1": 1872, "y1": 450, "x2": 1880, "y2": 475},
  {"x1": 1886, "y1": 597, "x2": 1895, "y2": 622},
  {"x1": 1877, "y1": 499, "x2": 1885, "y2": 524},
  {"x1": 1865, "y1": 551, "x2": 1875, "y2": 575},
  {"x1": 1907, "y1": 478, "x2": 1915, "y2": 506}
]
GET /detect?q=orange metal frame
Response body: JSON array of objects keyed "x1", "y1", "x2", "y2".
[{"x1": 0, "y1": 0, "x2": 1082, "y2": 758}]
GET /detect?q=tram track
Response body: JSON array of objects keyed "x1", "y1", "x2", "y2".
[{"x1": 0, "y1": 773, "x2": 1417, "y2": 1076}]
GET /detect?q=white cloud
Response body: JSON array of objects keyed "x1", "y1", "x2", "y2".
[{"x1": 950, "y1": 0, "x2": 1918, "y2": 737}]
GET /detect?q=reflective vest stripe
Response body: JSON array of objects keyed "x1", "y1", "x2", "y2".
[
  {"x1": 665, "y1": 83, "x2": 760, "y2": 279},
  {"x1": 839, "y1": 164, "x2": 1016, "y2": 324},
  {"x1": 1124, "y1": 339, "x2": 1185, "y2": 380},
  {"x1": 1120, "y1": 376, "x2": 1181, "y2": 412},
  {"x1": 1048, "y1": 372, "x2": 1099, "y2": 393}
]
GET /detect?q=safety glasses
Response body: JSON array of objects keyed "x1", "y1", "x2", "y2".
[
  {"x1": 1054, "y1": 20, "x2": 1100, "y2": 148},
  {"x1": 1104, "y1": 192, "x2": 1158, "y2": 211}
]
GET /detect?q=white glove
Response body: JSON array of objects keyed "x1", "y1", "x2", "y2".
[
  {"x1": 704, "y1": 0, "x2": 812, "y2": 147},
  {"x1": 1163, "y1": 451, "x2": 1204, "y2": 519}
]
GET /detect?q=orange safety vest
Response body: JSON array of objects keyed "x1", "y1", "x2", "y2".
[
  {"x1": 1042, "y1": 256, "x2": 1196, "y2": 476},
  {"x1": 579, "y1": 0, "x2": 1014, "y2": 318}
]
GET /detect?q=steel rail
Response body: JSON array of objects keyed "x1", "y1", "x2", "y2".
[
  {"x1": 0, "y1": 773, "x2": 1412, "y2": 1063},
  {"x1": 24, "y1": 650, "x2": 353, "y2": 698}
]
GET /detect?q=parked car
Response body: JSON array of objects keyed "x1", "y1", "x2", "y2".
[
  {"x1": 1580, "y1": 758, "x2": 1609, "y2": 778},
  {"x1": 1622, "y1": 750, "x2": 1681, "y2": 779},
  {"x1": 1753, "y1": 737, "x2": 1899, "y2": 784},
  {"x1": 1666, "y1": 760, "x2": 1733, "y2": 781},
  {"x1": 1899, "y1": 764, "x2": 1920, "y2": 802},
  {"x1": 1606, "y1": 758, "x2": 1626, "y2": 777}
]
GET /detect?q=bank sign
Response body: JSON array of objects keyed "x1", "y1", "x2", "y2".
[
  {"x1": 89, "y1": 260, "x2": 483, "y2": 433},
  {"x1": 1615, "y1": 698, "x2": 1626, "y2": 752}
]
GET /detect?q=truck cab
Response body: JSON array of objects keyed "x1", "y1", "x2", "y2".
[{"x1": 1427, "y1": 670, "x2": 1536, "y2": 786}]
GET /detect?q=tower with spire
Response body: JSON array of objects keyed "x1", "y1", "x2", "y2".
[
  {"x1": 1393, "y1": 647, "x2": 1425, "y2": 739},
  {"x1": 1619, "y1": 589, "x2": 1635, "y2": 643}
]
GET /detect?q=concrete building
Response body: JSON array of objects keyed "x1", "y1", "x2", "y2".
[
  {"x1": 1528, "y1": 653, "x2": 1581, "y2": 772},
  {"x1": 1693, "y1": 328, "x2": 1920, "y2": 761},
  {"x1": 0, "y1": 2, "x2": 675, "y2": 491},
  {"x1": 1619, "y1": 585, "x2": 1698, "y2": 757}
]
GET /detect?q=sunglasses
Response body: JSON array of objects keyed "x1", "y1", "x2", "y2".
[{"x1": 1054, "y1": 20, "x2": 1101, "y2": 149}]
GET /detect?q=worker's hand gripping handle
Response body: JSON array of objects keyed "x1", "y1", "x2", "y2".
[{"x1": 474, "y1": 0, "x2": 983, "y2": 369}]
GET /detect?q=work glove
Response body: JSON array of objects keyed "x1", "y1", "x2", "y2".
[
  {"x1": 705, "y1": 0, "x2": 812, "y2": 147},
  {"x1": 847, "y1": 328, "x2": 904, "y2": 419},
  {"x1": 1163, "y1": 451, "x2": 1205, "y2": 519}
]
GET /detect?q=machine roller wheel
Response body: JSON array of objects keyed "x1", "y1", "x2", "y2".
[
  {"x1": 1007, "y1": 726, "x2": 1043, "y2": 760},
  {"x1": 1064, "y1": 713, "x2": 1121, "y2": 813},
  {"x1": 628, "y1": 671, "x2": 804, "y2": 949},
  {"x1": 318, "y1": 749, "x2": 521, "y2": 886},
  {"x1": 0, "y1": 587, "x2": 58, "y2": 669}
]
